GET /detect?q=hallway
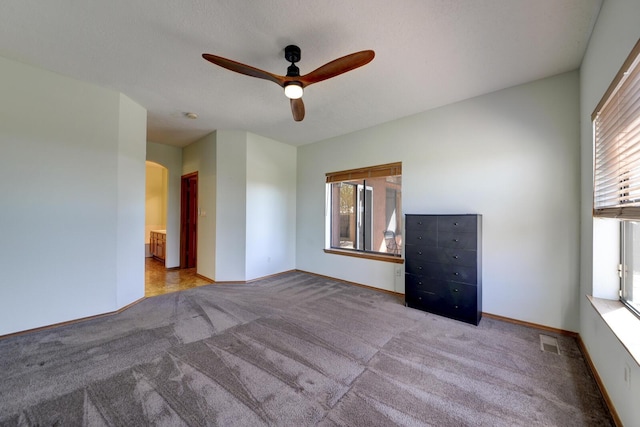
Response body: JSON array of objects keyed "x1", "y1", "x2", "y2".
[{"x1": 145, "y1": 258, "x2": 212, "y2": 297}]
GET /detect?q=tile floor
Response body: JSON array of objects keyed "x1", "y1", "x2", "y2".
[{"x1": 145, "y1": 257, "x2": 212, "y2": 297}]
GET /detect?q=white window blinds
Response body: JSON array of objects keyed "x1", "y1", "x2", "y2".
[{"x1": 593, "y1": 39, "x2": 640, "y2": 219}]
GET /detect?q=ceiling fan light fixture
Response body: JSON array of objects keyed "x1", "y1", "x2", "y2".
[
  {"x1": 202, "y1": 46, "x2": 374, "y2": 121},
  {"x1": 284, "y1": 82, "x2": 303, "y2": 99}
]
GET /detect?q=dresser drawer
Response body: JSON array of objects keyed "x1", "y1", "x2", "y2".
[
  {"x1": 437, "y1": 215, "x2": 477, "y2": 233},
  {"x1": 438, "y1": 231, "x2": 477, "y2": 249},
  {"x1": 404, "y1": 231, "x2": 437, "y2": 246},
  {"x1": 405, "y1": 261, "x2": 477, "y2": 285},
  {"x1": 405, "y1": 246, "x2": 476, "y2": 267},
  {"x1": 405, "y1": 273, "x2": 437, "y2": 294},
  {"x1": 405, "y1": 215, "x2": 437, "y2": 235},
  {"x1": 405, "y1": 280, "x2": 478, "y2": 321},
  {"x1": 404, "y1": 246, "x2": 436, "y2": 260}
]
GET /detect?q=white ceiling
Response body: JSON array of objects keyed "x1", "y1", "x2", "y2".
[{"x1": 0, "y1": 0, "x2": 602, "y2": 147}]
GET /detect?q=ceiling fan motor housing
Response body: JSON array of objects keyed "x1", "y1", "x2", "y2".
[{"x1": 285, "y1": 45, "x2": 301, "y2": 64}]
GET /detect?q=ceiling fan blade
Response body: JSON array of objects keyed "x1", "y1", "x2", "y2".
[
  {"x1": 299, "y1": 50, "x2": 375, "y2": 86},
  {"x1": 290, "y1": 98, "x2": 305, "y2": 121},
  {"x1": 202, "y1": 53, "x2": 286, "y2": 86}
]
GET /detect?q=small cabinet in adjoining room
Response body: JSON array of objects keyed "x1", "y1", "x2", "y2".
[
  {"x1": 150, "y1": 230, "x2": 166, "y2": 261},
  {"x1": 404, "y1": 214, "x2": 482, "y2": 325}
]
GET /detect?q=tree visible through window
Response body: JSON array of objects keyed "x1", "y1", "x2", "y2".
[{"x1": 326, "y1": 163, "x2": 402, "y2": 257}]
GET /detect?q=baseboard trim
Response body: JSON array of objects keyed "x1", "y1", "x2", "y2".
[
  {"x1": 481, "y1": 312, "x2": 578, "y2": 337},
  {"x1": 246, "y1": 270, "x2": 297, "y2": 283},
  {"x1": 295, "y1": 269, "x2": 404, "y2": 297},
  {"x1": 196, "y1": 274, "x2": 215, "y2": 283},
  {"x1": 576, "y1": 335, "x2": 623, "y2": 427},
  {"x1": 0, "y1": 297, "x2": 146, "y2": 340},
  {"x1": 195, "y1": 270, "x2": 300, "y2": 285},
  {"x1": 196, "y1": 269, "x2": 403, "y2": 296}
]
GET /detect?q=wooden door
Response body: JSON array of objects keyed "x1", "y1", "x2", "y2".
[{"x1": 180, "y1": 172, "x2": 198, "y2": 268}]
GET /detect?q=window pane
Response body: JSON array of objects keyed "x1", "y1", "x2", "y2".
[
  {"x1": 622, "y1": 221, "x2": 640, "y2": 314},
  {"x1": 363, "y1": 176, "x2": 402, "y2": 255},
  {"x1": 331, "y1": 182, "x2": 357, "y2": 249},
  {"x1": 358, "y1": 184, "x2": 373, "y2": 250},
  {"x1": 328, "y1": 173, "x2": 402, "y2": 256}
]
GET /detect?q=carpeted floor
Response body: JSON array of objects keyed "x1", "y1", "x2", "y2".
[{"x1": 0, "y1": 271, "x2": 612, "y2": 426}]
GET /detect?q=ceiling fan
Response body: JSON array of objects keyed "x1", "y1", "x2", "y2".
[{"x1": 202, "y1": 45, "x2": 375, "y2": 122}]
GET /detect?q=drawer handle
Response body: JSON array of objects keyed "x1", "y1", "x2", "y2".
[
  {"x1": 454, "y1": 305, "x2": 459, "y2": 309},
  {"x1": 418, "y1": 221, "x2": 423, "y2": 225},
  {"x1": 454, "y1": 222, "x2": 459, "y2": 226},
  {"x1": 453, "y1": 238, "x2": 459, "y2": 242},
  {"x1": 418, "y1": 251, "x2": 422, "y2": 255},
  {"x1": 418, "y1": 281, "x2": 422, "y2": 286},
  {"x1": 453, "y1": 255, "x2": 459, "y2": 259},
  {"x1": 418, "y1": 266, "x2": 423, "y2": 270},
  {"x1": 453, "y1": 288, "x2": 459, "y2": 293},
  {"x1": 418, "y1": 236, "x2": 423, "y2": 240},
  {"x1": 453, "y1": 272, "x2": 459, "y2": 276}
]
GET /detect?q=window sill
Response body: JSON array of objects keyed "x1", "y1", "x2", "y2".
[
  {"x1": 588, "y1": 295, "x2": 640, "y2": 367},
  {"x1": 324, "y1": 249, "x2": 404, "y2": 264}
]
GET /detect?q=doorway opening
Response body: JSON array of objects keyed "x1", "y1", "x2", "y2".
[
  {"x1": 145, "y1": 161, "x2": 168, "y2": 263},
  {"x1": 180, "y1": 172, "x2": 198, "y2": 269}
]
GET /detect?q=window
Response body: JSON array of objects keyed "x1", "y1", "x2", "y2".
[
  {"x1": 326, "y1": 162, "x2": 402, "y2": 258},
  {"x1": 593, "y1": 38, "x2": 640, "y2": 315},
  {"x1": 621, "y1": 221, "x2": 640, "y2": 315}
]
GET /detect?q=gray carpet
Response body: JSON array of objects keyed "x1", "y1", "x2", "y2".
[{"x1": 0, "y1": 271, "x2": 612, "y2": 426}]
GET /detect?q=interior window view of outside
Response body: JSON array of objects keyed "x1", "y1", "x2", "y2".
[
  {"x1": 592, "y1": 39, "x2": 640, "y2": 317},
  {"x1": 621, "y1": 222, "x2": 640, "y2": 315},
  {"x1": 327, "y1": 163, "x2": 402, "y2": 256}
]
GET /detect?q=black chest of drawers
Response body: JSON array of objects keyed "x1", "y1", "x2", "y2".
[{"x1": 404, "y1": 214, "x2": 482, "y2": 325}]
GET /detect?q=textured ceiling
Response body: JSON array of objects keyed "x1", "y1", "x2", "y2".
[{"x1": 0, "y1": 0, "x2": 602, "y2": 147}]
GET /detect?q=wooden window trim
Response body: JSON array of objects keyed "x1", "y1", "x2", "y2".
[
  {"x1": 326, "y1": 162, "x2": 402, "y2": 183},
  {"x1": 324, "y1": 248, "x2": 404, "y2": 264},
  {"x1": 591, "y1": 39, "x2": 640, "y2": 122}
]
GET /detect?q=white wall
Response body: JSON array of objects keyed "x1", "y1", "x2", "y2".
[
  {"x1": 181, "y1": 130, "x2": 297, "y2": 283},
  {"x1": 116, "y1": 94, "x2": 147, "y2": 308},
  {"x1": 297, "y1": 71, "x2": 581, "y2": 331},
  {"x1": 215, "y1": 131, "x2": 248, "y2": 281},
  {"x1": 246, "y1": 133, "x2": 297, "y2": 280},
  {"x1": 0, "y1": 56, "x2": 146, "y2": 335},
  {"x1": 147, "y1": 142, "x2": 182, "y2": 268},
  {"x1": 579, "y1": 0, "x2": 640, "y2": 424},
  {"x1": 183, "y1": 132, "x2": 217, "y2": 280}
]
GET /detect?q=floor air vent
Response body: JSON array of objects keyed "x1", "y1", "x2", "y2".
[{"x1": 539, "y1": 334, "x2": 560, "y2": 354}]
